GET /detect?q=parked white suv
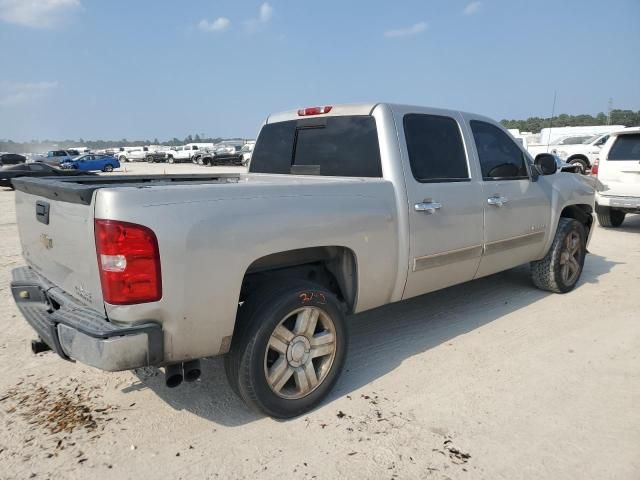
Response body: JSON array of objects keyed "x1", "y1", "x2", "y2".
[
  {"x1": 594, "y1": 127, "x2": 640, "y2": 227},
  {"x1": 556, "y1": 134, "x2": 610, "y2": 174},
  {"x1": 166, "y1": 143, "x2": 214, "y2": 164}
]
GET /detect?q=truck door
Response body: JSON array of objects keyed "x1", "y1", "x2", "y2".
[
  {"x1": 398, "y1": 110, "x2": 485, "y2": 300},
  {"x1": 466, "y1": 118, "x2": 551, "y2": 277}
]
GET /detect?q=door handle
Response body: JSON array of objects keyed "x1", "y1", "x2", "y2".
[
  {"x1": 487, "y1": 195, "x2": 508, "y2": 207},
  {"x1": 414, "y1": 201, "x2": 442, "y2": 214}
]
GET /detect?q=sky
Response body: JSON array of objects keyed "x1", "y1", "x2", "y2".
[{"x1": 0, "y1": 0, "x2": 639, "y2": 141}]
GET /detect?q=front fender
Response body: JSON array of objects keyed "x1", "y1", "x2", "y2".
[{"x1": 537, "y1": 173, "x2": 596, "y2": 258}]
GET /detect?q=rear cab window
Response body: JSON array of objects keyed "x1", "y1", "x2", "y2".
[
  {"x1": 250, "y1": 116, "x2": 382, "y2": 177},
  {"x1": 607, "y1": 134, "x2": 640, "y2": 161}
]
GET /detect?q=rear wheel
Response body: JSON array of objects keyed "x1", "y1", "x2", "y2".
[
  {"x1": 103, "y1": 164, "x2": 114, "y2": 172},
  {"x1": 225, "y1": 282, "x2": 347, "y2": 418},
  {"x1": 120, "y1": 156, "x2": 128, "y2": 163},
  {"x1": 597, "y1": 206, "x2": 625, "y2": 228},
  {"x1": 146, "y1": 155, "x2": 154, "y2": 163},
  {"x1": 530, "y1": 218, "x2": 586, "y2": 293}
]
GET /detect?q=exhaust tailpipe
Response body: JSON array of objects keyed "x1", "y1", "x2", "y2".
[
  {"x1": 183, "y1": 359, "x2": 201, "y2": 382},
  {"x1": 165, "y1": 363, "x2": 184, "y2": 388},
  {"x1": 31, "y1": 339, "x2": 51, "y2": 354}
]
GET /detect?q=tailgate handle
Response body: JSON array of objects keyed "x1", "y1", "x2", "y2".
[{"x1": 35, "y1": 201, "x2": 50, "y2": 225}]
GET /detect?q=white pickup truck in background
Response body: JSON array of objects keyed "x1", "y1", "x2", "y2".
[
  {"x1": 554, "y1": 134, "x2": 610, "y2": 173},
  {"x1": 166, "y1": 143, "x2": 214, "y2": 163}
]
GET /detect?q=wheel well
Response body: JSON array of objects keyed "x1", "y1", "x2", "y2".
[
  {"x1": 240, "y1": 246, "x2": 358, "y2": 313},
  {"x1": 560, "y1": 204, "x2": 593, "y2": 232},
  {"x1": 567, "y1": 154, "x2": 590, "y2": 166}
]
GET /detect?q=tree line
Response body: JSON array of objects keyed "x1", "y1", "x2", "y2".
[
  {"x1": 500, "y1": 109, "x2": 640, "y2": 133},
  {"x1": 2, "y1": 110, "x2": 639, "y2": 153}
]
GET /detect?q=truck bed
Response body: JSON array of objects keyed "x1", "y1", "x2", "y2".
[{"x1": 12, "y1": 174, "x2": 241, "y2": 205}]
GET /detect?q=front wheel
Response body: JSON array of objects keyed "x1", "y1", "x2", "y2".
[
  {"x1": 569, "y1": 158, "x2": 588, "y2": 174},
  {"x1": 530, "y1": 218, "x2": 586, "y2": 293},
  {"x1": 596, "y1": 206, "x2": 625, "y2": 228},
  {"x1": 167, "y1": 156, "x2": 175, "y2": 164},
  {"x1": 225, "y1": 282, "x2": 347, "y2": 418}
]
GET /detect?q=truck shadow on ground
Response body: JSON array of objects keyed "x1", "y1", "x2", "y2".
[
  {"x1": 613, "y1": 213, "x2": 640, "y2": 233},
  {"x1": 127, "y1": 252, "x2": 618, "y2": 426}
]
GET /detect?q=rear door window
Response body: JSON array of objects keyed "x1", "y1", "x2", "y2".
[
  {"x1": 250, "y1": 116, "x2": 382, "y2": 177},
  {"x1": 608, "y1": 134, "x2": 640, "y2": 161},
  {"x1": 403, "y1": 114, "x2": 469, "y2": 182}
]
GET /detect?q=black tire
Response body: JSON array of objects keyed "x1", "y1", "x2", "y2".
[
  {"x1": 530, "y1": 218, "x2": 586, "y2": 293},
  {"x1": 596, "y1": 206, "x2": 625, "y2": 228},
  {"x1": 120, "y1": 156, "x2": 128, "y2": 163},
  {"x1": 146, "y1": 156, "x2": 154, "y2": 163},
  {"x1": 103, "y1": 164, "x2": 114, "y2": 172},
  {"x1": 225, "y1": 282, "x2": 348, "y2": 418},
  {"x1": 569, "y1": 158, "x2": 588, "y2": 174}
]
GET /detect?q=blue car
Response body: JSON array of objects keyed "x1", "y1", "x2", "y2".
[{"x1": 60, "y1": 154, "x2": 120, "y2": 172}]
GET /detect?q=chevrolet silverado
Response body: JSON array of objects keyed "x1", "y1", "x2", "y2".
[{"x1": 10, "y1": 103, "x2": 595, "y2": 418}]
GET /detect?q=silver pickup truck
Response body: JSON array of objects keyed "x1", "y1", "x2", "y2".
[{"x1": 10, "y1": 103, "x2": 595, "y2": 418}]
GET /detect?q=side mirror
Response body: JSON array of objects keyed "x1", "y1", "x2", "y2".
[{"x1": 534, "y1": 153, "x2": 558, "y2": 175}]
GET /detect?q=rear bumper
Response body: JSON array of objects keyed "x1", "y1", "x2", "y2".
[
  {"x1": 596, "y1": 193, "x2": 640, "y2": 211},
  {"x1": 10, "y1": 266, "x2": 163, "y2": 371}
]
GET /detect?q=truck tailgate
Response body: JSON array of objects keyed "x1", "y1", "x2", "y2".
[{"x1": 14, "y1": 190, "x2": 104, "y2": 311}]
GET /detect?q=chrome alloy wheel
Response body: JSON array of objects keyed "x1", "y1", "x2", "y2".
[
  {"x1": 559, "y1": 230, "x2": 582, "y2": 285},
  {"x1": 264, "y1": 306, "x2": 337, "y2": 400}
]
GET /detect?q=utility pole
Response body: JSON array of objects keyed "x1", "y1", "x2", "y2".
[
  {"x1": 546, "y1": 91, "x2": 557, "y2": 152},
  {"x1": 607, "y1": 98, "x2": 613, "y2": 125}
]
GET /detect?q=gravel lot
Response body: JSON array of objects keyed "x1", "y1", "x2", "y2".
[{"x1": 0, "y1": 163, "x2": 638, "y2": 479}]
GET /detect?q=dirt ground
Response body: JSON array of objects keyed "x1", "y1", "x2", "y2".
[{"x1": 0, "y1": 163, "x2": 638, "y2": 479}]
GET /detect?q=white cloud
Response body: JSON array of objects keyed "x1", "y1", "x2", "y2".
[
  {"x1": 244, "y1": 2, "x2": 273, "y2": 32},
  {"x1": 384, "y1": 21, "x2": 428, "y2": 38},
  {"x1": 258, "y1": 2, "x2": 272, "y2": 23},
  {"x1": 198, "y1": 17, "x2": 231, "y2": 32},
  {"x1": 463, "y1": 1, "x2": 482, "y2": 15},
  {"x1": 0, "y1": 0, "x2": 80, "y2": 28},
  {"x1": 0, "y1": 81, "x2": 59, "y2": 107}
]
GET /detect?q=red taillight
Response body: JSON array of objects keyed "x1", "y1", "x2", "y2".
[
  {"x1": 94, "y1": 219, "x2": 162, "y2": 305},
  {"x1": 297, "y1": 105, "x2": 333, "y2": 116},
  {"x1": 591, "y1": 158, "x2": 599, "y2": 176}
]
